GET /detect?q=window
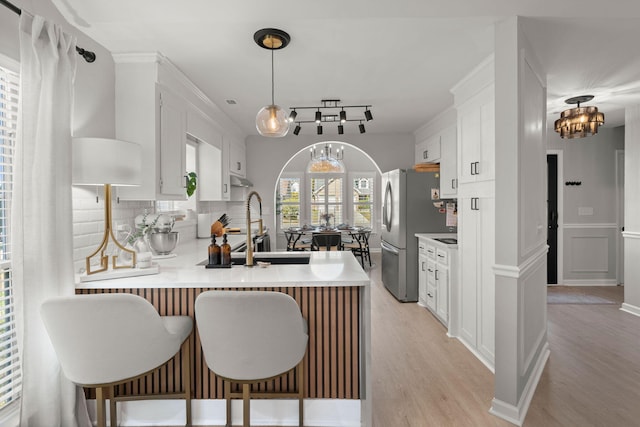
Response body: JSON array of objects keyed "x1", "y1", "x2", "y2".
[
  {"x1": 350, "y1": 172, "x2": 374, "y2": 228},
  {"x1": 277, "y1": 175, "x2": 302, "y2": 228},
  {"x1": 0, "y1": 64, "x2": 20, "y2": 412},
  {"x1": 310, "y1": 175, "x2": 343, "y2": 225}
]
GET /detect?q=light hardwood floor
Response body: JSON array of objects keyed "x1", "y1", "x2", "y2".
[{"x1": 368, "y1": 254, "x2": 640, "y2": 426}]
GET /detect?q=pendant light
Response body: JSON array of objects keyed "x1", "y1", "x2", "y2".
[
  {"x1": 254, "y1": 28, "x2": 291, "y2": 137},
  {"x1": 554, "y1": 95, "x2": 604, "y2": 139}
]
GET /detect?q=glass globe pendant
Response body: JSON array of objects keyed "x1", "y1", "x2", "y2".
[
  {"x1": 254, "y1": 29, "x2": 291, "y2": 137},
  {"x1": 256, "y1": 104, "x2": 289, "y2": 137}
]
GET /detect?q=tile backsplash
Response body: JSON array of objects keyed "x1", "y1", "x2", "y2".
[{"x1": 72, "y1": 188, "x2": 234, "y2": 273}]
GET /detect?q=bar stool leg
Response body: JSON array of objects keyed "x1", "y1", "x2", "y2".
[
  {"x1": 109, "y1": 386, "x2": 117, "y2": 427},
  {"x1": 225, "y1": 381, "x2": 231, "y2": 427},
  {"x1": 96, "y1": 386, "x2": 107, "y2": 427},
  {"x1": 182, "y1": 338, "x2": 192, "y2": 426},
  {"x1": 243, "y1": 383, "x2": 250, "y2": 427}
]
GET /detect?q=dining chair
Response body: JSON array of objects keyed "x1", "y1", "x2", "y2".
[
  {"x1": 285, "y1": 229, "x2": 311, "y2": 251},
  {"x1": 311, "y1": 232, "x2": 342, "y2": 251},
  {"x1": 195, "y1": 290, "x2": 308, "y2": 427},
  {"x1": 342, "y1": 229, "x2": 367, "y2": 267},
  {"x1": 40, "y1": 293, "x2": 193, "y2": 427}
]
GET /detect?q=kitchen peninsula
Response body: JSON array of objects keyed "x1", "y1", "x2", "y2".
[{"x1": 75, "y1": 239, "x2": 371, "y2": 427}]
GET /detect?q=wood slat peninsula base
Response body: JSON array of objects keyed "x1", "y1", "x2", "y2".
[{"x1": 77, "y1": 286, "x2": 360, "y2": 400}]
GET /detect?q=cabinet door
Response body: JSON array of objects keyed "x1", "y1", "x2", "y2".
[
  {"x1": 415, "y1": 139, "x2": 427, "y2": 165},
  {"x1": 418, "y1": 253, "x2": 428, "y2": 306},
  {"x1": 158, "y1": 88, "x2": 186, "y2": 198},
  {"x1": 478, "y1": 98, "x2": 495, "y2": 183},
  {"x1": 198, "y1": 142, "x2": 222, "y2": 201},
  {"x1": 221, "y1": 138, "x2": 231, "y2": 200},
  {"x1": 229, "y1": 141, "x2": 246, "y2": 177},
  {"x1": 439, "y1": 125, "x2": 457, "y2": 198},
  {"x1": 457, "y1": 106, "x2": 481, "y2": 185},
  {"x1": 459, "y1": 197, "x2": 478, "y2": 346},
  {"x1": 436, "y1": 267, "x2": 449, "y2": 324}
]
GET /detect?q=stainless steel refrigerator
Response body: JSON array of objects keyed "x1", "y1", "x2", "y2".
[{"x1": 381, "y1": 169, "x2": 452, "y2": 302}]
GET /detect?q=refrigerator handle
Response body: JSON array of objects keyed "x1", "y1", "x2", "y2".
[{"x1": 381, "y1": 240, "x2": 400, "y2": 255}]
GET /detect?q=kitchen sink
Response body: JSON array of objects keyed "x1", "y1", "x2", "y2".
[
  {"x1": 198, "y1": 253, "x2": 310, "y2": 266},
  {"x1": 434, "y1": 238, "x2": 457, "y2": 244}
]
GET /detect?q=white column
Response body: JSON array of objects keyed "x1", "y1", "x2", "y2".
[
  {"x1": 622, "y1": 106, "x2": 640, "y2": 316},
  {"x1": 490, "y1": 17, "x2": 550, "y2": 426}
]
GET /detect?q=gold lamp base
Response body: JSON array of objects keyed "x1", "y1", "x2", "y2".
[{"x1": 85, "y1": 184, "x2": 137, "y2": 275}]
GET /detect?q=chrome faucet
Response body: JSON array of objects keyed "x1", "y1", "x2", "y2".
[{"x1": 245, "y1": 190, "x2": 264, "y2": 267}]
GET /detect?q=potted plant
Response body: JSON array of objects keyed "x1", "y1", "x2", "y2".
[{"x1": 186, "y1": 172, "x2": 197, "y2": 197}]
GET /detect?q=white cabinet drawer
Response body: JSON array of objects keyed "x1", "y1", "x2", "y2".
[
  {"x1": 426, "y1": 244, "x2": 436, "y2": 260},
  {"x1": 418, "y1": 240, "x2": 427, "y2": 255},
  {"x1": 426, "y1": 284, "x2": 436, "y2": 311},
  {"x1": 436, "y1": 248, "x2": 449, "y2": 266}
]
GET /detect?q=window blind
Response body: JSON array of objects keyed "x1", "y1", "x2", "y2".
[{"x1": 0, "y1": 64, "x2": 20, "y2": 412}]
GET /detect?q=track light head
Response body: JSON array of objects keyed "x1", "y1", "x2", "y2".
[
  {"x1": 340, "y1": 110, "x2": 347, "y2": 123},
  {"x1": 317, "y1": 125, "x2": 323, "y2": 135},
  {"x1": 315, "y1": 110, "x2": 322, "y2": 123},
  {"x1": 293, "y1": 124, "x2": 301, "y2": 135},
  {"x1": 338, "y1": 124, "x2": 344, "y2": 135},
  {"x1": 288, "y1": 110, "x2": 297, "y2": 122},
  {"x1": 359, "y1": 123, "x2": 366, "y2": 134},
  {"x1": 364, "y1": 109, "x2": 373, "y2": 121}
]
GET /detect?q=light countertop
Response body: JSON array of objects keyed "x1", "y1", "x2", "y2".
[
  {"x1": 76, "y1": 237, "x2": 370, "y2": 289},
  {"x1": 415, "y1": 233, "x2": 459, "y2": 248}
]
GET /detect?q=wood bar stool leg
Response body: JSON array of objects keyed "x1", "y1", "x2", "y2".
[
  {"x1": 109, "y1": 386, "x2": 117, "y2": 427},
  {"x1": 242, "y1": 383, "x2": 250, "y2": 427},
  {"x1": 182, "y1": 338, "x2": 192, "y2": 426},
  {"x1": 96, "y1": 386, "x2": 107, "y2": 427},
  {"x1": 225, "y1": 381, "x2": 231, "y2": 427},
  {"x1": 298, "y1": 360, "x2": 304, "y2": 426}
]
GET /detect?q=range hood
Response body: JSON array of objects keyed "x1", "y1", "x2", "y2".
[{"x1": 230, "y1": 175, "x2": 253, "y2": 187}]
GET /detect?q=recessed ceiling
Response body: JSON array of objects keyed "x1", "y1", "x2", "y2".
[{"x1": 52, "y1": 0, "x2": 640, "y2": 135}]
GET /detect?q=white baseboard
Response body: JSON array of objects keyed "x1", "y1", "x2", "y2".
[
  {"x1": 456, "y1": 336, "x2": 495, "y2": 373},
  {"x1": 87, "y1": 399, "x2": 361, "y2": 427},
  {"x1": 560, "y1": 279, "x2": 618, "y2": 286},
  {"x1": 621, "y1": 303, "x2": 640, "y2": 318},
  {"x1": 489, "y1": 342, "x2": 550, "y2": 426}
]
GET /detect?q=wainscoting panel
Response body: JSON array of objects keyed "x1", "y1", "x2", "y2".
[
  {"x1": 77, "y1": 287, "x2": 360, "y2": 400},
  {"x1": 563, "y1": 225, "x2": 618, "y2": 282}
]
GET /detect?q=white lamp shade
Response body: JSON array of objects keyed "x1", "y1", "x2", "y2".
[{"x1": 72, "y1": 138, "x2": 142, "y2": 186}]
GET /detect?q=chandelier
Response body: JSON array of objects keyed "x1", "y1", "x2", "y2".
[
  {"x1": 307, "y1": 143, "x2": 345, "y2": 173},
  {"x1": 554, "y1": 95, "x2": 604, "y2": 139},
  {"x1": 254, "y1": 28, "x2": 291, "y2": 137},
  {"x1": 289, "y1": 99, "x2": 373, "y2": 135}
]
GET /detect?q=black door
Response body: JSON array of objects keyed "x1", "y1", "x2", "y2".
[{"x1": 547, "y1": 154, "x2": 558, "y2": 284}]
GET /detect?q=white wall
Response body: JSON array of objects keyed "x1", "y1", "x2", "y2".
[
  {"x1": 245, "y1": 132, "x2": 416, "y2": 249},
  {"x1": 548, "y1": 126, "x2": 624, "y2": 284},
  {"x1": 0, "y1": 0, "x2": 157, "y2": 272}
]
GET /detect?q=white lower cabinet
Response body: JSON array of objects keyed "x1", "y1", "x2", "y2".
[
  {"x1": 416, "y1": 235, "x2": 457, "y2": 328},
  {"x1": 458, "y1": 193, "x2": 495, "y2": 366}
]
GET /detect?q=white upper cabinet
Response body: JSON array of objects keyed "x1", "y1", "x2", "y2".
[
  {"x1": 415, "y1": 135, "x2": 441, "y2": 164},
  {"x1": 439, "y1": 125, "x2": 457, "y2": 198},
  {"x1": 456, "y1": 88, "x2": 495, "y2": 185},
  {"x1": 228, "y1": 139, "x2": 246, "y2": 177},
  {"x1": 158, "y1": 88, "x2": 187, "y2": 198}
]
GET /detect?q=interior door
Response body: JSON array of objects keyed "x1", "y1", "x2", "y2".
[{"x1": 547, "y1": 154, "x2": 558, "y2": 284}]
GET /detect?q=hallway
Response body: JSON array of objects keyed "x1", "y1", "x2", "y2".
[{"x1": 369, "y1": 253, "x2": 640, "y2": 426}]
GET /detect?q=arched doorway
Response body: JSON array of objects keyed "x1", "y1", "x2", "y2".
[{"x1": 272, "y1": 141, "x2": 383, "y2": 251}]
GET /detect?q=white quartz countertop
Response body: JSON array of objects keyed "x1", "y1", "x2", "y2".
[
  {"x1": 414, "y1": 233, "x2": 459, "y2": 248},
  {"x1": 76, "y1": 238, "x2": 370, "y2": 289}
]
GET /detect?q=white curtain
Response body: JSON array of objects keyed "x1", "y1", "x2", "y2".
[{"x1": 13, "y1": 14, "x2": 90, "y2": 427}]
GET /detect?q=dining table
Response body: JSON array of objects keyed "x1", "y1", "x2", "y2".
[{"x1": 285, "y1": 226, "x2": 371, "y2": 262}]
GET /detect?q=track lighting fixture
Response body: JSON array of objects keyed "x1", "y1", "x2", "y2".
[
  {"x1": 293, "y1": 124, "x2": 301, "y2": 135},
  {"x1": 364, "y1": 109, "x2": 373, "y2": 121},
  {"x1": 254, "y1": 28, "x2": 291, "y2": 137},
  {"x1": 317, "y1": 125, "x2": 323, "y2": 135},
  {"x1": 289, "y1": 99, "x2": 373, "y2": 135}
]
